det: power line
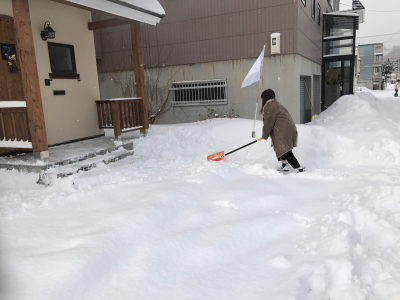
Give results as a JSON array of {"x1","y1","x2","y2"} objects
[
  {"x1": 384, "y1": 27, "x2": 400, "y2": 45},
  {"x1": 357, "y1": 33, "x2": 400, "y2": 39},
  {"x1": 340, "y1": 3, "x2": 400, "y2": 12}
]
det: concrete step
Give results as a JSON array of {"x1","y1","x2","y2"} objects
[{"x1": 38, "y1": 147, "x2": 134, "y2": 185}]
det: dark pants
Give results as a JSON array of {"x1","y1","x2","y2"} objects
[
  {"x1": 395, "y1": 89, "x2": 398, "y2": 96},
  {"x1": 278, "y1": 150, "x2": 300, "y2": 169}
]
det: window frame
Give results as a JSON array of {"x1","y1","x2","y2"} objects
[
  {"x1": 317, "y1": 4, "x2": 321, "y2": 27},
  {"x1": 47, "y1": 42, "x2": 80, "y2": 80},
  {"x1": 170, "y1": 79, "x2": 228, "y2": 106}
]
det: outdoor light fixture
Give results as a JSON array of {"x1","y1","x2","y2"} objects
[{"x1": 40, "y1": 21, "x2": 55, "y2": 41}]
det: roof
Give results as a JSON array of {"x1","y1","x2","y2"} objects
[{"x1": 65, "y1": 0, "x2": 165, "y2": 25}]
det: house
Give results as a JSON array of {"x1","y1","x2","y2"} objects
[
  {"x1": 95, "y1": 0, "x2": 344, "y2": 126},
  {"x1": 357, "y1": 43, "x2": 384, "y2": 90},
  {"x1": 0, "y1": 0, "x2": 165, "y2": 160}
]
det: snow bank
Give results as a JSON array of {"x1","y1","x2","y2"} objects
[{"x1": 308, "y1": 91, "x2": 400, "y2": 166}]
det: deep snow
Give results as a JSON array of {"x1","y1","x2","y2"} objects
[{"x1": 1, "y1": 87, "x2": 400, "y2": 299}]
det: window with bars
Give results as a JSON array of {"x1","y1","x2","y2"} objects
[
  {"x1": 317, "y1": 4, "x2": 321, "y2": 27},
  {"x1": 170, "y1": 79, "x2": 228, "y2": 106}
]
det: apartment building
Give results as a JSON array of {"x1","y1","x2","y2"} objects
[
  {"x1": 358, "y1": 43, "x2": 384, "y2": 90},
  {"x1": 94, "y1": 0, "x2": 341, "y2": 125}
]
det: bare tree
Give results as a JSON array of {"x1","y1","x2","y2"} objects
[{"x1": 107, "y1": 44, "x2": 182, "y2": 124}]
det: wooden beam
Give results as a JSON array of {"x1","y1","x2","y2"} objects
[
  {"x1": 110, "y1": 101, "x2": 122, "y2": 138},
  {"x1": 130, "y1": 21, "x2": 149, "y2": 130},
  {"x1": 12, "y1": 0, "x2": 48, "y2": 153},
  {"x1": 88, "y1": 18, "x2": 130, "y2": 31}
]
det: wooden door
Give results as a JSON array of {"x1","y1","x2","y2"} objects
[
  {"x1": 0, "y1": 15, "x2": 24, "y2": 102},
  {"x1": 0, "y1": 14, "x2": 31, "y2": 146}
]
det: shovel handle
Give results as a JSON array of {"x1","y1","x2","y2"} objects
[{"x1": 223, "y1": 138, "x2": 263, "y2": 157}]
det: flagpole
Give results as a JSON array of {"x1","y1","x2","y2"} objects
[{"x1": 252, "y1": 44, "x2": 266, "y2": 138}]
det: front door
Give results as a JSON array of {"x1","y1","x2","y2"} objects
[
  {"x1": 0, "y1": 15, "x2": 24, "y2": 102},
  {"x1": 0, "y1": 15, "x2": 31, "y2": 149},
  {"x1": 322, "y1": 55, "x2": 354, "y2": 109}
]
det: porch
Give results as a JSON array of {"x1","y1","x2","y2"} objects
[{"x1": 0, "y1": 132, "x2": 139, "y2": 184}]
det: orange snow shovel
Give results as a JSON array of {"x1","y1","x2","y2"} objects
[{"x1": 207, "y1": 138, "x2": 263, "y2": 161}]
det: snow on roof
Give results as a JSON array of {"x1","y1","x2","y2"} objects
[
  {"x1": 271, "y1": 33, "x2": 281, "y2": 37},
  {"x1": 66, "y1": 0, "x2": 165, "y2": 25},
  {"x1": 323, "y1": 12, "x2": 359, "y2": 17},
  {"x1": 120, "y1": 0, "x2": 165, "y2": 16}
]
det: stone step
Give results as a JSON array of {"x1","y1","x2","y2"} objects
[
  {"x1": 0, "y1": 141, "x2": 134, "y2": 174},
  {"x1": 38, "y1": 148, "x2": 134, "y2": 185}
]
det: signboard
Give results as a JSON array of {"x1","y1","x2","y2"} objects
[{"x1": 0, "y1": 43, "x2": 17, "y2": 61}]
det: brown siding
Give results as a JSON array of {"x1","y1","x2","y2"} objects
[{"x1": 95, "y1": 0, "x2": 328, "y2": 72}]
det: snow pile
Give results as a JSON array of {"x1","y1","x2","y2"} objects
[
  {"x1": 306, "y1": 91, "x2": 400, "y2": 166},
  {"x1": 1, "y1": 89, "x2": 400, "y2": 300}
]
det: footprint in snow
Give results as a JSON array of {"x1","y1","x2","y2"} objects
[
  {"x1": 270, "y1": 255, "x2": 292, "y2": 269},
  {"x1": 212, "y1": 200, "x2": 238, "y2": 210}
]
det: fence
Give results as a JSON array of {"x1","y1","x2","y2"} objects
[{"x1": 95, "y1": 98, "x2": 145, "y2": 137}]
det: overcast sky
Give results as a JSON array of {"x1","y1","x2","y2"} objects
[{"x1": 339, "y1": 0, "x2": 399, "y2": 52}]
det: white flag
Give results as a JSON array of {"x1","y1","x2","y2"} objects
[{"x1": 241, "y1": 47, "x2": 265, "y2": 89}]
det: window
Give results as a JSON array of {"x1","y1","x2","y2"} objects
[
  {"x1": 311, "y1": 0, "x2": 315, "y2": 19},
  {"x1": 302, "y1": 0, "x2": 306, "y2": 6},
  {"x1": 375, "y1": 54, "x2": 383, "y2": 61},
  {"x1": 47, "y1": 42, "x2": 79, "y2": 79},
  {"x1": 317, "y1": 4, "x2": 321, "y2": 27},
  {"x1": 171, "y1": 79, "x2": 227, "y2": 106},
  {"x1": 375, "y1": 67, "x2": 381, "y2": 74},
  {"x1": 272, "y1": 38, "x2": 277, "y2": 46}
]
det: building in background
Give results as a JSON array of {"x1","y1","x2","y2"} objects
[
  {"x1": 94, "y1": 0, "x2": 342, "y2": 125},
  {"x1": 357, "y1": 43, "x2": 384, "y2": 90}
]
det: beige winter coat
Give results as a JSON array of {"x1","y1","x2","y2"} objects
[{"x1": 262, "y1": 99, "x2": 298, "y2": 158}]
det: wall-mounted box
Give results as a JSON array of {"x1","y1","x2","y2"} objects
[{"x1": 271, "y1": 33, "x2": 281, "y2": 55}]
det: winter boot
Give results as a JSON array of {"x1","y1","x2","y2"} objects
[
  {"x1": 294, "y1": 166, "x2": 306, "y2": 173},
  {"x1": 278, "y1": 161, "x2": 290, "y2": 173}
]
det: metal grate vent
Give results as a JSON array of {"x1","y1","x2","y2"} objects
[{"x1": 171, "y1": 79, "x2": 228, "y2": 106}]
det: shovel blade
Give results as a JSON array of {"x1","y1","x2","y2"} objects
[{"x1": 207, "y1": 151, "x2": 224, "y2": 161}]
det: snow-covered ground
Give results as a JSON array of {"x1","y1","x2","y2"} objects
[{"x1": 1, "y1": 87, "x2": 400, "y2": 300}]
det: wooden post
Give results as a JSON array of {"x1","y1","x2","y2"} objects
[
  {"x1": 110, "y1": 101, "x2": 122, "y2": 139},
  {"x1": 12, "y1": 0, "x2": 48, "y2": 156},
  {"x1": 130, "y1": 21, "x2": 149, "y2": 131}
]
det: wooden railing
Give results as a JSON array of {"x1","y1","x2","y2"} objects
[
  {"x1": 0, "y1": 107, "x2": 32, "y2": 148},
  {"x1": 95, "y1": 98, "x2": 145, "y2": 137}
]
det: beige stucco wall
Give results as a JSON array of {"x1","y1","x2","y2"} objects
[
  {"x1": 98, "y1": 54, "x2": 322, "y2": 125},
  {"x1": 0, "y1": 0, "x2": 102, "y2": 145}
]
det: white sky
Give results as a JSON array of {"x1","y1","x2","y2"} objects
[{"x1": 340, "y1": 0, "x2": 400, "y2": 53}]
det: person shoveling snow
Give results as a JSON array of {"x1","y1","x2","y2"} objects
[
  {"x1": 395, "y1": 79, "x2": 400, "y2": 97},
  {"x1": 208, "y1": 89, "x2": 306, "y2": 174},
  {"x1": 261, "y1": 89, "x2": 306, "y2": 173}
]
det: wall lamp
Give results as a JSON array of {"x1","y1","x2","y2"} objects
[{"x1": 40, "y1": 21, "x2": 56, "y2": 41}]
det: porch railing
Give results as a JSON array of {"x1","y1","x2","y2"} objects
[
  {"x1": 0, "y1": 106, "x2": 32, "y2": 149},
  {"x1": 95, "y1": 98, "x2": 144, "y2": 138}
]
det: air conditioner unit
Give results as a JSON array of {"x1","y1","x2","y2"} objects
[{"x1": 271, "y1": 33, "x2": 281, "y2": 55}]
